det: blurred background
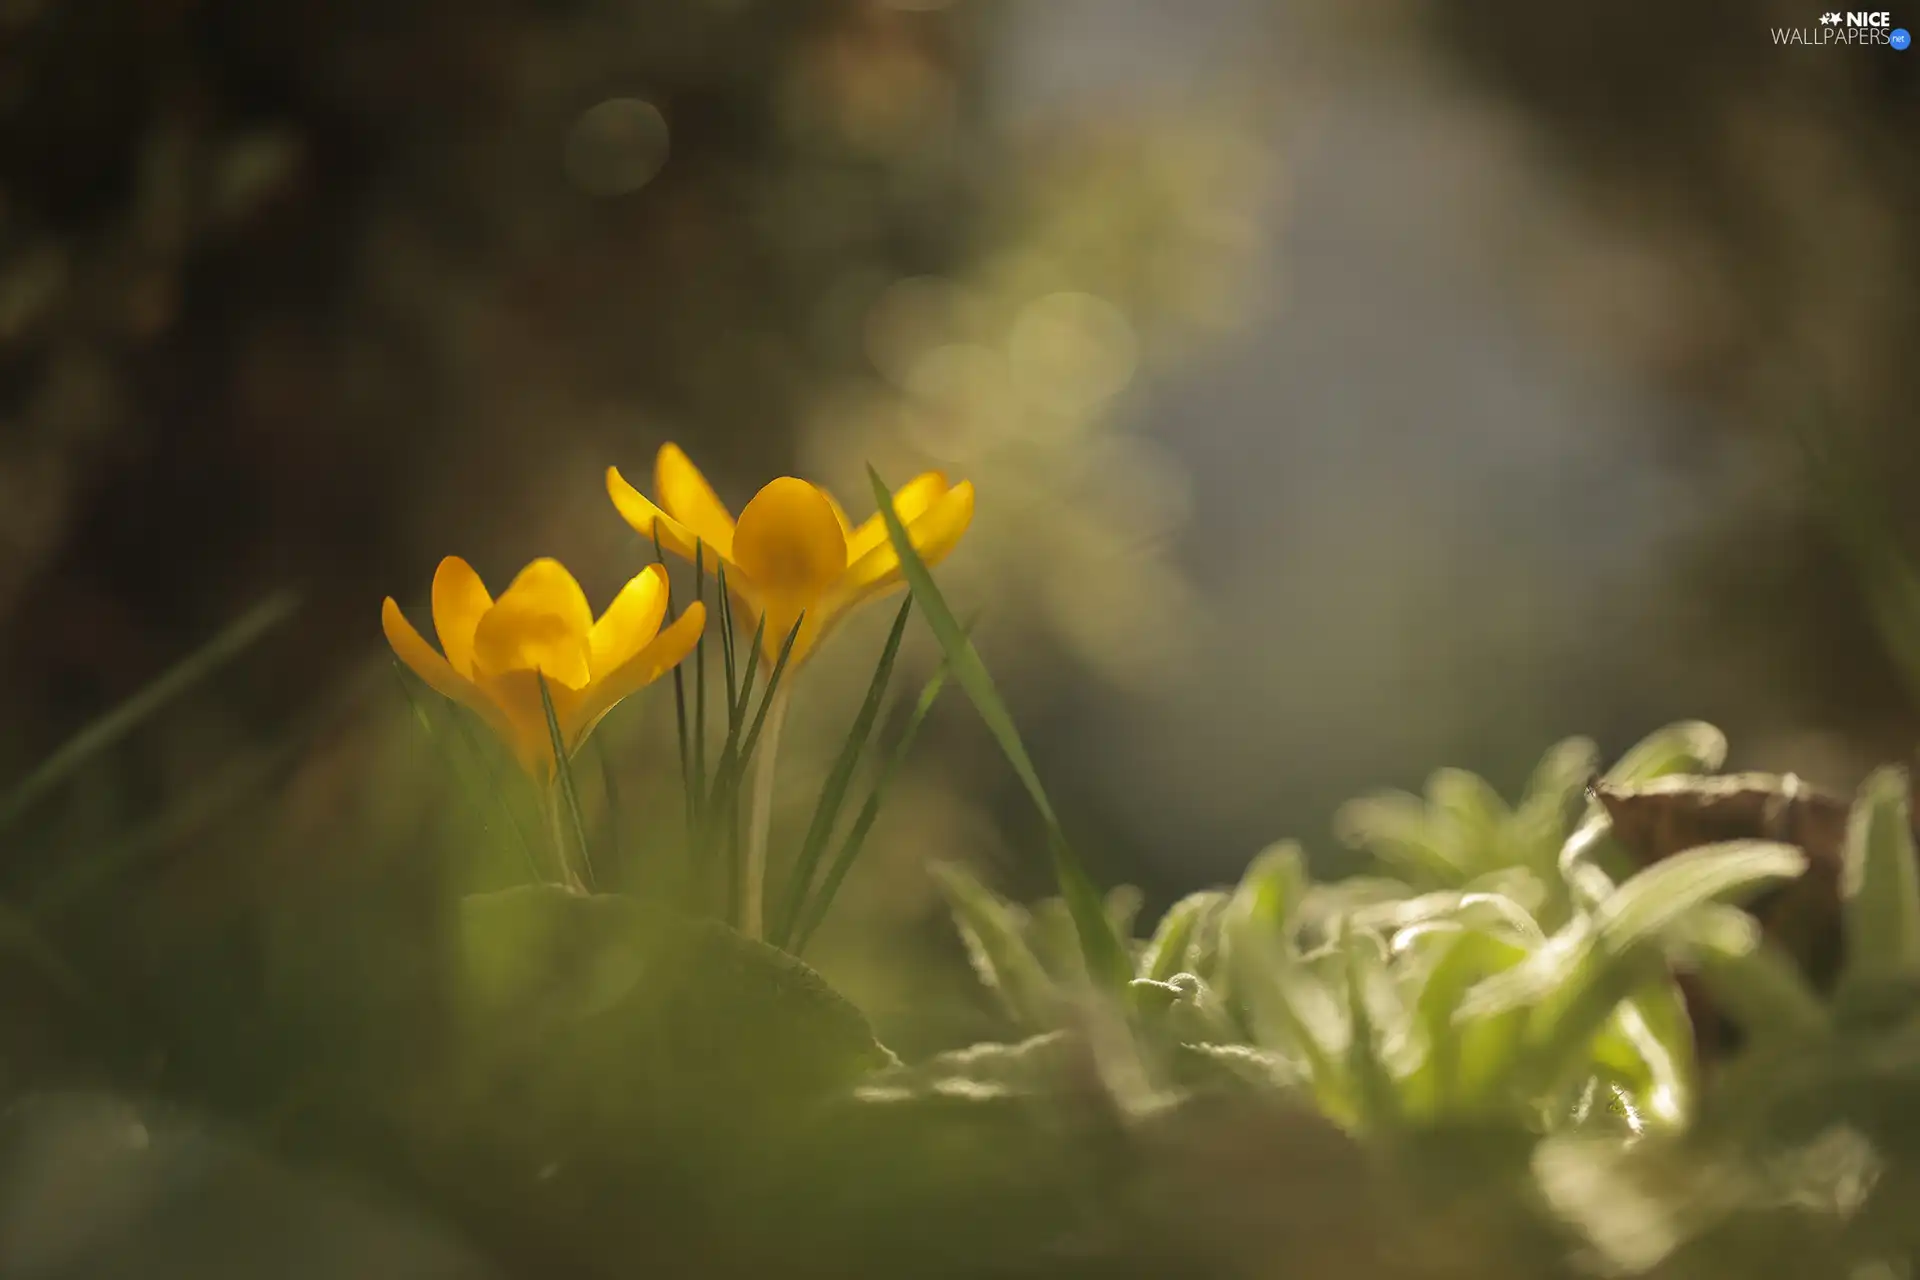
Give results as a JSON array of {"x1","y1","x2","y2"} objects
[{"x1": 2, "y1": 0, "x2": 1919, "y2": 1271}]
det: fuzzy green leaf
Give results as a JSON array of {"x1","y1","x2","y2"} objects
[
  {"x1": 1603, "y1": 721, "x2": 1728, "y2": 786},
  {"x1": 931, "y1": 862, "x2": 1058, "y2": 1029},
  {"x1": 1595, "y1": 840, "x2": 1806, "y2": 956},
  {"x1": 1840, "y1": 765, "x2": 1920, "y2": 989}
]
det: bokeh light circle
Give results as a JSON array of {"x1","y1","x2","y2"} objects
[{"x1": 565, "y1": 98, "x2": 670, "y2": 197}]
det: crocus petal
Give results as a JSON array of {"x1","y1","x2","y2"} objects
[
  {"x1": 608, "y1": 466, "x2": 711, "y2": 566},
  {"x1": 821, "y1": 490, "x2": 854, "y2": 539},
  {"x1": 475, "y1": 667, "x2": 586, "y2": 778},
  {"x1": 385, "y1": 595, "x2": 525, "y2": 749},
  {"x1": 575, "y1": 601, "x2": 707, "y2": 739},
  {"x1": 382, "y1": 597, "x2": 476, "y2": 705},
  {"x1": 843, "y1": 471, "x2": 950, "y2": 564},
  {"x1": 842, "y1": 479, "x2": 975, "y2": 598},
  {"x1": 732, "y1": 478, "x2": 849, "y2": 603},
  {"x1": 589, "y1": 564, "x2": 669, "y2": 678},
  {"x1": 431, "y1": 556, "x2": 493, "y2": 678},
  {"x1": 471, "y1": 558, "x2": 595, "y2": 690},
  {"x1": 655, "y1": 444, "x2": 737, "y2": 561}
]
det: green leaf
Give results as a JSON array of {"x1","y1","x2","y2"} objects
[
  {"x1": 869, "y1": 465, "x2": 1129, "y2": 994},
  {"x1": 1332, "y1": 791, "x2": 1463, "y2": 886},
  {"x1": 1603, "y1": 721, "x2": 1728, "y2": 787},
  {"x1": 1515, "y1": 737, "x2": 1601, "y2": 860},
  {"x1": 774, "y1": 598, "x2": 913, "y2": 947},
  {"x1": 1595, "y1": 840, "x2": 1806, "y2": 956},
  {"x1": 1140, "y1": 890, "x2": 1226, "y2": 983},
  {"x1": 1596, "y1": 981, "x2": 1695, "y2": 1129},
  {"x1": 931, "y1": 862, "x2": 1058, "y2": 1029},
  {"x1": 1353, "y1": 889, "x2": 1544, "y2": 947},
  {"x1": 1343, "y1": 930, "x2": 1406, "y2": 1128},
  {"x1": 1839, "y1": 765, "x2": 1920, "y2": 989},
  {"x1": 0, "y1": 591, "x2": 299, "y2": 835},
  {"x1": 1221, "y1": 883, "x2": 1343, "y2": 1080},
  {"x1": 1457, "y1": 918, "x2": 1596, "y2": 1024},
  {"x1": 1406, "y1": 927, "x2": 1532, "y2": 1115},
  {"x1": 1231, "y1": 841, "x2": 1310, "y2": 935},
  {"x1": 1425, "y1": 768, "x2": 1512, "y2": 879},
  {"x1": 1505, "y1": 844, "x2": 1801, "y2": 1106}
]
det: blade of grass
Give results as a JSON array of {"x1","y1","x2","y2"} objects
[
  {"x1": 728, "y1": 614, "x2": 769, "y2": 747},
  {"x1": 25, "y1": 664, "x2": 385, "y2": 917},
  {"x1": 736, "y1": 614, "x2": 803, "y2": 775},
  {"x1": 538, "y1": 673, "x2": 594, "y2": 892},
  {"x1": 773, "y1": 597, "x2": 913, "y2": 947},
  {"x1": 0, "y1": 591, "x2": 300, "y2": 835},
  {"x1": 866, "y1": 465, "x2": 1129, "y2": 993},
  {"x1": 394, "y1": 665, "x2": 542, "y2": 884},
  {"x1": 790, "y1": 660, "x2": 949, "y2": 957},
  {"x1": 717, "y1": 561, "x2": 740, "y2": 718},
  {"x1": 691, "y1": 541, "x2": 709, "y2": 833},
  {"x1": 650, "y1": 523, "x2": 695, "y2": 837}
]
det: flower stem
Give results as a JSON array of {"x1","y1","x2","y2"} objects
[{"x1": 743, "y1": 681, "x2": 791, "y2": 940}]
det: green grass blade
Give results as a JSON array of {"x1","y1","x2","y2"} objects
[
  {"x1": 691, "y1": 541, "x2": 709, "y2": 831},
  {"x1": 650, "y1": 524, "x2": 695, "y2": 837},
  {"x1": 736, "y1": 613, "x2": 803, "y2": 772},
  {"x1": 867, "y1": 464, "x2": 1129, "y2": 994},
  {"x1": 790, "y1": 660, "x2": 949, "y2": 957},
  {"x1": 1332, "y1": 791, "x2": 1462, "y2": 887},
  {"x1": 393, "y1": 665, "x2": 541, "y2": 883},
  {"x1": 1840, "y1": 765, "x2": 1920, "y2": 988},
  {"x1": 717, "y1": 561, "x2": 740, "y2": 719},
  {"x1": 730, "y1": 613, "x2": 769, "y2": 743},
  {"x1": 774, "y1": 597, "x2": 912, "y2": 947},
  {"x1": 538, "y1": 673, "x2": 594, "y2": 891},
  {"x1": 1425, "y1": 768, "x2": 1512, "y2": 879},
  {"x1": 0, "y1": 590, "x2": 299, "y2": 835}
]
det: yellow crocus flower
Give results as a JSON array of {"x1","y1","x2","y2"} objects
[
  {"x1": 605, "y1": 443, "x2": 974, "y2": 667},
  {"x1": 382, "y1": 557, "x2": 705, "y2": 778}
]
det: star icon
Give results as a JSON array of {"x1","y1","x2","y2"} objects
[{"x1": 1821, "y1": 11, "x2": 1842, "y2": 22}]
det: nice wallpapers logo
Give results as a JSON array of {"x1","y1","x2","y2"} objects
[{"x1": 1774, "y1": 10, "x2": 1912, "y2": 47}]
